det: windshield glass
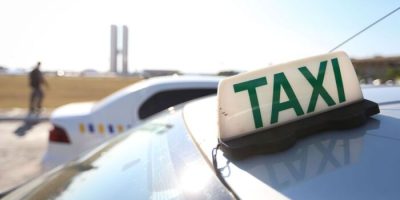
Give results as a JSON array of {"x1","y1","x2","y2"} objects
[{"x1": 5, "y1": 108, "x2": 232, "y2": 200}]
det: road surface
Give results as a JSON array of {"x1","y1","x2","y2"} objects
[{"x1": 0, "y1": 120, "x2": 50, "y2": 192}]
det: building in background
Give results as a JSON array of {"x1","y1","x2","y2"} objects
[
  {"x1": 142, "y1": 70, "x2": 181, "y2": 79},
  {"x1": 110, "y1": 25, "x2": 129, "y2": 75},
  {"x1": 352, "y1": 56, "x2": 400, "y2": 83}
]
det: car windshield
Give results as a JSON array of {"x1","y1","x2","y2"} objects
[{"x1": 5, "y1": 107, "x2": 232, "y2": 200}]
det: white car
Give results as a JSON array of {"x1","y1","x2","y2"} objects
[
  {"x1": 5, "y1": 52, "x2": 400, "y2": 200},
  {"x1": 43, "y1": 75, "x2": 221, "y2": 167}
]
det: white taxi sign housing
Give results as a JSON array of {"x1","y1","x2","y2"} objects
[{"x1": 218, "y1": 51, "x2": 363, "y2": 140}]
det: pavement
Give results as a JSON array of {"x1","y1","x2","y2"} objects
[
  {"x1": 0, "y1": 109, "x2": 52, "y2": 196},
  {"x1": 0, "y1": 108, "x2": 51, "y2": 121}
]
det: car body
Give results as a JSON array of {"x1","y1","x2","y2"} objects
[
  {"x1": 5, "y1": 85, "x2": 400, "y2": 199},
  {"x1": 43, "y1": 75, "x2": 221, "y2": 168}
]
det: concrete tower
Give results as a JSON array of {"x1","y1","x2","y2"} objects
[
  {"x1": 110, "y1": 25, "x2": 129, "y2": 75},
  {"x1": 110, "y1": 25, "x2": 118, "y2": 73},
  {"x1": 122, "y1": 25, "x2": 129, "y2": 75}
]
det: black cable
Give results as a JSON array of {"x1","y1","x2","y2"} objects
[
  {"x1": 212, "y1": 143, "x2": 240, "y2": 200},
  {"x1": 329, "y1": 5, "x2": 400, "y2": 52}
]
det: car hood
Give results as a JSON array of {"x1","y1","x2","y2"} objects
[{"x1": 51, "y1": 102, "x2": 95, "y2": 120}]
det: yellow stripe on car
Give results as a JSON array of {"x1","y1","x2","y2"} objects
[
  {"x1": 79, "y1": 123, "x2": 85, "y2": 134},
  {"x1": 98, "y1": 124, "x2": 105, "y2": 134},
  {"x1": 117, "y1": 125, "x2": 124, "y2": 133}
]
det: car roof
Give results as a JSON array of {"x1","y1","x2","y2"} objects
[
  {"x1": 184, "y1": 86, "x2": 400, "y2": 199},
  {"x1": 93, "y1": 75, "x2": 222, "y2": 111}
]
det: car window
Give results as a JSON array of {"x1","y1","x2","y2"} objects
[{"x1": 138, "y1": 89, "x2": 217, "y2": 119}]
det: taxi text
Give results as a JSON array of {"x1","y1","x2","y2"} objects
[{"x1": 233, "y1": 58, "x2": 346, "y2": 128}]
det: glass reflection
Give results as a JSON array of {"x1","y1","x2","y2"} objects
[{"x1": 223, "y1": 117, "x2": 380, "y2": 190}]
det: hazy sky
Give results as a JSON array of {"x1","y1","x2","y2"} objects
[{"x1": 0, "y1": 0, "x2": 399, "y2": 73}]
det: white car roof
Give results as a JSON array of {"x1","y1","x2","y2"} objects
[
  {"x1": 184, "y1": 86, "x2": 400, "y2": 199},
  {"x1": 93, "y1": 75, "x2": 222, "y2": 111}
]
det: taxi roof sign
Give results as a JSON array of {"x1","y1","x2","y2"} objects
[{"x1": 217, "y1": 51, "x2": 379, "y2": 158}]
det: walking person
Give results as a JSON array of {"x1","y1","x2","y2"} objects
[{"x1": 29, "y1": 62, "x2": 48, "y2": 115}]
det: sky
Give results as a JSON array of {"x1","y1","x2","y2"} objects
[{"x1": 0, "y1": 0, "x2": 399, "y2": 73}]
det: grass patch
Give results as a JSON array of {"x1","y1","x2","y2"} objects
[{"x1": 0, "y1": 75, "x2": 141, "y2": 108}]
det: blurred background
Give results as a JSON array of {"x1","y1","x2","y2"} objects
[{"x1": 1, "y1": 0, "x2": 400, "y2": 108}]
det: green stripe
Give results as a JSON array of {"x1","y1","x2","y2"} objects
[
  {"x1": 299, "y1": 61, "x2": 336, "y2": 113},
  {"x1": 271, "y1": 73, "x2": 304, "y2": 124},
  {"x1": 331, "y1": 58, "x2": 346, "y2": 103},
  {"x1": 233, "y1": 77, "x2": 268, "y2": 128}
]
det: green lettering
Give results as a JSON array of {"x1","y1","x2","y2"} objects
[
  {"x1": 234, "y1": 77, "x2": 268, "y2": 128},
  {"x1": 271, "y1": 73, "x2": 304, "y2": 124},
  {"x1": 331, "y1": 58, "x2": 346, "y2": 103},
  {"x1": 299, "y1": 61, "x2": 335, "y2": 113}
]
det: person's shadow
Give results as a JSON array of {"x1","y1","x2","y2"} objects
[{"x1": 14, "y1": 114, "x2": 41, "y2": 136}]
